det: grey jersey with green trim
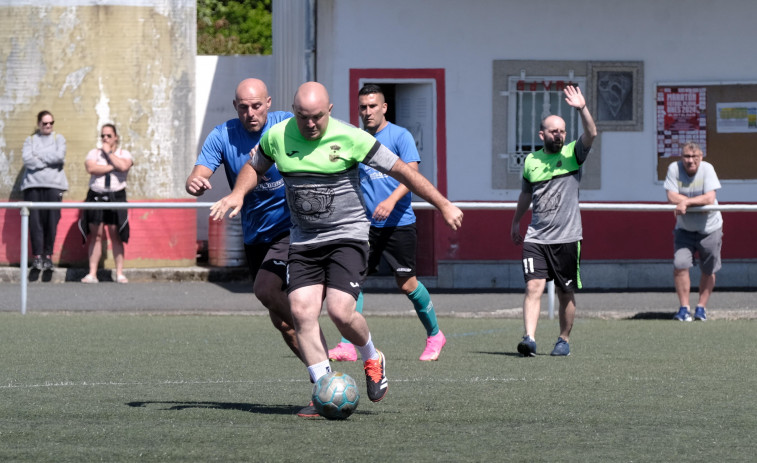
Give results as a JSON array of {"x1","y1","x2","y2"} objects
[{"x1": 522, "y1": 139, "x2": 589, "y2": 244}]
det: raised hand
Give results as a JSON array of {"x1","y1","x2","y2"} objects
[{"x1": 563, "y1": 85, "x2": 586, "y2": 109}]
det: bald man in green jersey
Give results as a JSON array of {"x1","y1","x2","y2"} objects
[{"x1": 211, "y1": 82, "x2": 463, "y2": 417}]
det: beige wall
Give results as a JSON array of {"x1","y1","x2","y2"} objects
[{"x1": 0, "y1": 3, "x2": 195, "y2": 200}]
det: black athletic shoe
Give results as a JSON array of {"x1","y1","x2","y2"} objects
[
  {"x1": 364, "y1": 350, "x2": 388, "y2": 402},
  {"x1": 517, "y1": 335, "x2": 537, "y2": 357},
  {"x1": 42, "y1": 256, "x2": 53, "y2": 270},
  {"x1": 297, "y1": 401, "x2": 319, "y2": 418}
]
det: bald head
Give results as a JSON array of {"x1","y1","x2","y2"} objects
[
  {"x1": 233, "y1": 78, "x2": 271, "y2": 133},
  {"x1": 292, "y1": 82, "x2": 333, "y2": 140},
  {"x1": 236, "y1": 78, "x2": 269, "y2": 101}
]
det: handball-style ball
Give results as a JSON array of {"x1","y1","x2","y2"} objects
[{"x1": 312, "y1": 371, "x2": 360, "y2": 420}]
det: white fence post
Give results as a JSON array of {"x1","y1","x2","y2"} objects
[{"x1": 20, "y1": 205, "x2": 29, "y2": 315}]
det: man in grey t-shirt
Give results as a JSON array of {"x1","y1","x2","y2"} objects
[{"x1": 664, "y1": 142, "x2": 723, "y2": 322}]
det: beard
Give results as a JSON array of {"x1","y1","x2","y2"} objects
[{"x1": 544, "y1": 138, "x2": 564, "y2": 153}]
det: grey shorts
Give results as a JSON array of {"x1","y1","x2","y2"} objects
[{"x1": 673, "y1": 228, "x2": 722, "y2": 274}]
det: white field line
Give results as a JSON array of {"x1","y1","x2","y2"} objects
[{"x1": 0, "y1": 376, "x2": 550, "y2": 391}]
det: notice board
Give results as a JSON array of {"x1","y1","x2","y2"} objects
[{"x1": 656, "y1": 83, "x2": 757, "y2": 180}]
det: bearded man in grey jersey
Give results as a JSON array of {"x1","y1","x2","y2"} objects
[{"x1": 510, "y1": 85, "x2": 597, "y2": 357}]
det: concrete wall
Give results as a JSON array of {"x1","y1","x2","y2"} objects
[
  {"x1": 0, "y1": 1, "x2": 198, "y2": 267},
  {"x1": 0, "y1": 0, "x2": 196, "y2": 200}
]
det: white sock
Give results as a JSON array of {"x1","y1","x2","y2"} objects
[
  {"x1": 355, "y1": 333, "x2": 379, "y2": 361},
  {"x1": 307, "y1": 360, "x2": 332, "y2": 383}
]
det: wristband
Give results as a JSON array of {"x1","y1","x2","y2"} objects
[{"x1": 576, "y1": 106, "x2": 585, "y2": 111}]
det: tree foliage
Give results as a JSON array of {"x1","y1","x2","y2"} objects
[{"x1": 197, "y1": 0, "x2": 272, "y2": 55}]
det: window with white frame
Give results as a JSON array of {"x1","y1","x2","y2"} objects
[{"x1": 505, "y1": 73, "x2": 586, "y2": 173}]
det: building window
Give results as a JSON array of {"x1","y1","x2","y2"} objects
[
  {"x1": 506, "y1": 73, "x2": 586, "y2": 173},
  {"x1": 492, "y1": 60, "x2": 600, "y2": 191}
]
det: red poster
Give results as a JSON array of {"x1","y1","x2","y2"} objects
[{"x1": 657, "y1": 87, "x2": 707, "y2": 157}]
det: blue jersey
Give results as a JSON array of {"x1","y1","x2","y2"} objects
[
  {"x1": 196, "y1": 111, "x2": 293, "y2": 244},
  {"x1": 359, "y1": 122, "x2": 420, "y2": 227}
]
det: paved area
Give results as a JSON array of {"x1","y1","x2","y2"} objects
[{"x1": 1, "y1": 278, "x2": 754, "y2": 320}]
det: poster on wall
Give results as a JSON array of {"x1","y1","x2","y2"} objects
[
  {"x1": 716, "y1": 102, "x2": 757, "y2": 133},
  {"x1": 656, "y1": 86, "x2": 707, "y2": 157}
]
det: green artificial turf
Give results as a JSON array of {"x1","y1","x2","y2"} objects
[{"x1": 0, "y1": 314, "x2": 754, "y2": 462}]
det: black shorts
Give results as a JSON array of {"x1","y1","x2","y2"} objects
[
  {"x1": 84, "y1": 188, "x2": 127, "y2": 225},
  {"x1": 286, "y1": 240, "x2": 368, "y2": 299},
  {"x1": 368, "y1": 224, "x2": 417, "y2": 277},
  {"x1": 244, "y1": 232, "x2": 290, "y2": 283},
  {"x1": 521, "y1": 241, "x2": 582, "y2": 292}
]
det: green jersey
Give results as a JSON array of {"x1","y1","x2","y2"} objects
[
  {"x1": 255, "y1": 117, "x2": 400, "y2": 246},
  {"x1": 522, "y1": 139, "x2": 589, "y2": 244}
]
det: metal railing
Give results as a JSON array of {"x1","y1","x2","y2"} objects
[{"x1": 4, "y1": 201, "x2": 756, "y2": 315}]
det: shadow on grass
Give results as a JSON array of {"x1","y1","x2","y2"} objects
[
  {"x1": 127, "y1": 400, "x2": 300, "y2": 415},
  {"x1": 126, "y1": 400, "x2": 376, "y2": 417},
  {"x1": 476, "y1": 351, "x2": 523, "y2": 357},
  {"x1": 627, "y1": 312, "x2": 675, "y2": 320}
]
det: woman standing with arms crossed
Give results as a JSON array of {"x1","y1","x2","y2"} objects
[
  {"x1": 78, "y1": 123, "x2": 133, "y2": 283},
  {"x1": 21, "y1": 110, "x2": 69, "y2": 271}
]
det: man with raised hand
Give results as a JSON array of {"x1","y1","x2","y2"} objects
[{"x1": 510, "y1": 85, "x2": 597, "y2": 357}]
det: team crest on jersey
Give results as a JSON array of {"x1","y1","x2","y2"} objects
[
  {"x1": 329, "y1": 144, "x2": 342, "y2": 162},
  {"x1": 292, "y1": 188, "x2": 335, "y2": 221}
]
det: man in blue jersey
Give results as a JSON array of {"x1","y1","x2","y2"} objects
[
  {"x1": 327, "y1": 84, "x2": 446, "y2": 362},
  {"x1": 186, "y1": 78, "x2": 324, "y2": 363},
  {"x1": 510, "y1": 85, "x2": 597, "y2": 357}
]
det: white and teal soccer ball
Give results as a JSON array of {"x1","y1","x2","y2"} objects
[{"x1": 312, "y1": 371, "x2": 360, "y2": 420}]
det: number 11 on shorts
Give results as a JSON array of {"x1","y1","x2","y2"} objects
[{"x1": 523, "y1": 258, "x2": 534, "y2": 274}]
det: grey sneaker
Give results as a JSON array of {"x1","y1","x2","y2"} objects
[
  {"x1": 31, "y1": 255, "x2": 44, "y2": 270},
  {"x1": 517, "y1": 335, "x2": 536, "y2": 357},
  {"x1": 550, "y1": 337, "x2": 570, "y2": 356}
]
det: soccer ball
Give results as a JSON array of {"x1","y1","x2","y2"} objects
[{"x1": 312, "y1": 371, "x2": 360, "y2": 420}]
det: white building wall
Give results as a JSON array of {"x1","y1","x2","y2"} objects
[{"x1": 316, "y1": 0, "x2": 757, "y2": 203}]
